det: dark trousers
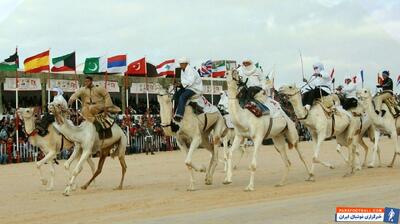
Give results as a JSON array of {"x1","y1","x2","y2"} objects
[
  {"x1": 302, "y1": 87, "x2": 329, "y2": 106},
  {"x1": 174, "y1": 88, "x2": 196, "y2": 117}
]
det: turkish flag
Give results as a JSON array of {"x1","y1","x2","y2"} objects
[{"x1": 126, "y1": 57, "x2": 147, "y2": 75}]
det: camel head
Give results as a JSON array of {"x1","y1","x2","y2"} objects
[
  {"x1": 156, "y1": 87, "x2": 174, "y2": 135},
  {"x1": 48, "y1": 101, "x2": 68, "y2": 125},
  {"x1": 279, "y1": 84, "x2": 299, "y2": 97},
  {"x1": 17, "y1": 107, "x2": 39, "y2": 122},
  {"x1": 356, "y1": 88, "x2": 372, "y2": 101},
  {"x1": 225, "y1": 70, "x2": 241, "y2": 97}
]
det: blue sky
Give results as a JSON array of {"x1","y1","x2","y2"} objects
[{"x1": 0, "y1": 0, "x2": 399, "y2": 90}]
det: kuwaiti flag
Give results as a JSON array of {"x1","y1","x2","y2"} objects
[
  {"x1": 24, "y1": 50, "x2": 50, "y2": 73},
  {"x1": 83, "y1": 56, "x2": 107, "y2": 74},
  {"x1": 107, "y1": 54, "x2": 127, "y2": 73},
  {"x1": 157, "y1": 59, "x2": 176, "y2": 77},
  {"x1": 51, "y1": 52, "x2": 76, "y2": 72},
  {"x1": 212, "y1": 60, "x2": 226, "y2": 78},
  {"x1": 126, "y1": 57, "x2": 146, "y2": 75}
]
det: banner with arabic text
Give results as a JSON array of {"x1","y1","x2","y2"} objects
[{"x1": 4, "y1": 78, "x2": 42, "y2": 91}]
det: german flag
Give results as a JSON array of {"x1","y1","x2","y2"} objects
[{"x1": 24, "y1": 50, "x2": 50, "y2": 73}]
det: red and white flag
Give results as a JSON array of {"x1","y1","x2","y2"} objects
[
  {"x1": 156, "y1": 59, "x2": 175, "y2": 77},
  {"x1": 126, "y1": 57, "x2": 146, "y2": 75}
]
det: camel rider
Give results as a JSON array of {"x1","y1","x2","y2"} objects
[
  {"x1": 237, "y1": 59, "x2": 269, "y2": 114},
  {"x1": 68, "y1": 76, "x2": 121, "y2": 121},
  {"x1": 36, "y1": 87, "x2": 64, "y2": 136},
  {"x1": 377, "y1": 70, "x2": 393, "y2": 91},
  {"x1": 302, "y1": 62, "x2": 331, "y2": 110},
  {"x1": 341, "y1": 76, "x2": 358, "y2": 110},
  {"x1": 173, "y1": 57, "x2": 203, "y2": 122},
  {"x1": 376, "y1": 70, "x2": 400, "y2": 116},
  {"x1": 217, "y1": 90, "x2": 229, "y2": 115}
]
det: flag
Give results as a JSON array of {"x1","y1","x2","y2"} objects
[
  {"x1": 352, "y1": 75, "x2": 357, "y2": 83},
  {"x1": 199, "y1": 60, "x2": 212, "y2": 77},
  {"x1": 0, "y1": 50, "x2": 19, "y2": 71},
  {"x1": 51, "y1": 52, "x2": 75, "y2": 72},
  {"x1": 107, "y1": 55, "x2": 127, "y2": 73},
  {"x1": 212, "y1": 60, "x2": 226, "y2": 78},
  {"x1": 377, "y1": 73, "x2": 384, "y2": 85},
  {"x1": 360, "y1": 70, "x2": 364, "y2": 84},
  {"x1": 83, "y1": 56, "x2": 107, "y2": 74},
  {"x1": 126, "y1": 57, "x2": 146, "y2": 75},
  {"x1": 24, "y1": 50, "x2": 49, "y2": 73},
  {"x1": 397, "y1": 75, "x2": 400, "y2": 87},
  {"x1": 156, "y1": 59, "x2": 175, "y2": 77}
]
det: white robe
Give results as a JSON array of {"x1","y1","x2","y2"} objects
[
  {"x1": 181, "y1": 65, "x2": 203, "y2": 94},
  {"x1": 305, "y1": 63, "x2": 332, "y2": 94},
  {"x1": 217, "y1": 92, "x2": 229, "y2": 111},
  {"x1": 51, "y1": 94, "x2": 68, "y2": 109},
  {"x1": 343, "y1": 82, "x2": 357, "y2": 99},
  {"x1": 238, "y1": 65, "x2": 264, "y2": 88}
]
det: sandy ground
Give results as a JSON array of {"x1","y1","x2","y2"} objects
[{"x1": 1, "y1": 138, "x2": 400, "y2": 224}]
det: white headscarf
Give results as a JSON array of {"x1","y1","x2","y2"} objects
[{"x1": 51, "y1": 87, "x2": 63, "y2": 96}]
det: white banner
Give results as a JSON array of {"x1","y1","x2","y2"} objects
[
  {"x1": 130, "y1": 83, "x2": 159, "y2": 94},
  {"x1": 93, "y1": 81, "x2": 120, "y2": 92},
  {"x1": 4, "y1": 78, "x2": 42, "y2": 91},
  {"x1": 46, "y1": 79, "x2": 79, "y2": 92}
]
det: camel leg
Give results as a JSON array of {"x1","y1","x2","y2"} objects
[
  {"x1": 81, "y1": 153, "x2": 106, "y2": 190},
  {"x1": 204, "y1": 140, "x2": 218, "y2": 185},
  {"x1": 64, "y1": 144, "x2": 81, "y2": 170},
  {"x1": 272, "y1": 135, "x2": 291, "y2": 187},
  {"x1": 344, "y1": 143, "x2": 357, "y2": 177},
  {"x1": 234, "y1": 141, "x2": 247, "y2": 170},
  {"x1": 358, "y1": 137, "x2": 369, "y2": 168},
  {"x1": 222, "y1": 137, "x2": 229, "y2": 172},
  {"x1": 63, "y1": 147, "x2": 92, "y2": 196},
  {"x1": 294, "y1": 143, "x2": 312, "y2": 180},
  {"x1": 86, "y1": 156, "x2": 96, "y2": 185},
  {"x1": 309, "y1": 133, "x2": 333, "y2": 182},
  {"x1": 368, "y1": 130, "x2": 380, "y2": 168},
  {"x1": 388, "y1": 131, "x2": 400, "y2": 168},
  {"x1": 244, "y1": 135, "x2": 262, "y2": 192},
  {"x1": 224, "y1": 135, "x2": 243, "y2": 185},
  {"x1": 47, "y1": 161, "x2": 56, "y2": 191},
  {"x1": 115, "y1": 155, "x2": 127, "y2": 190},
  {"x1": 336, "y1": 144, "x2": 349, "y2": 164},
  {"x1": 36, "y1": 151, "x2": 56, "y2": 186}
]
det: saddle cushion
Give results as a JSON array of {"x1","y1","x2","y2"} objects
[
  {"x1": 188, "y1": 95, "x2": 219, "y2": 114},
  {"x1": 94, "y1": 113, "x2": 115, "y2": 139}
]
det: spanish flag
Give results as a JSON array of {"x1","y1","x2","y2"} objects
[{"x1": 24, "y1": 50, "x2": 50, "y2": 73}]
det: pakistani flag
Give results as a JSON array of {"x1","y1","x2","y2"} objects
[
  {"x1": 0, "y1": 51, "x2": 19, "y2": 71},
  {"x1": 51, "y1": 52, "x2": 76, "y2": 72},
  {"x1": 83, "y1": 56, "x2": 107, "y2": 74}
]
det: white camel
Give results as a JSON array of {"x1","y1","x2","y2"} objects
[
  {"x1": 48, "y1": 102, "x2": 128, "y2": 196},
  {"x1": 17, "y1": 107, "x2": 96, "y2": 191},
  {"x1": 157, "y1": 88, "x2": 227, "y2": 191},
  {"x1": 357, "y1": 88, "x2": 400, "y2": 167},
  {"x1": 279, "y1": 84, "x2": 361, "y2": 180},
  {"x1": 224, "y1": 70, "x2": 311, "y2": 191}
]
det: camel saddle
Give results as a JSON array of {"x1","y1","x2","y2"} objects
[
  {"x1": 93, "y1": 113, "x2": 115, "y2": 139},
  {"x1": 314, "y1": 95, "x2": 336, "y2": 116},
  {"x1": 236, "y1": 86, "x2": 269, "y2": 117},
  {"x1": 186, "y1": 95, "x2": 219, "y2": 115},
  {"x1": 383, "y1": 97, "x2": 400, "y2": 118},
  {"x1": 35, "y1": 113, "x2": 55, "y2": 137}
]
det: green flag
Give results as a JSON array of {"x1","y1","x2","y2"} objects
[
  {"x1": 0, "y1": 51, "x2": 19, "y2": 71},
  {"x1": 83, "y1": 57, "x2": 106, "y2": 74}
]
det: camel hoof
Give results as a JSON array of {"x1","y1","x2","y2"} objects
[
  {"x1": 205, "y1": 179, "x2": 213, "y2": 185},
  {"x1": 329, "y1": 165, "x2": 335, "y2": 169},
  {"x1": 113, "y1": 186, "x2": 123, "y2": 190},
  {"x1": 355, "y1": 166, "x2": 362, "y2": 171},
  {"x1": 343, "y1": 173, "x2": 353, "y2": 178},
  {"x1": 62, "y1": 190, "x2": 70, "y2": 197},
  {"x1": 275, "y1": 183, "x2": 284, "y2": 187},
  {"x1": 187, "y1": 187, "x2": 196, "y2": 191},
  {"x1": 233, "y1": 165, "x2": 238, "y2": 170},
  {"x1": 46, "y1": 187, "x2": 54, "y2": 191},
  {"x1": 244, "y1": 186, "x2": 254, "y2": 192},
  {"x1": 367, "y1": 164, "x2": 375, "y2": 168},
  {"x1": 387, "y1": 165, "x2": 394, "y2": 168},
  {"x1": 81, "y1": 185, "x2": 88, "y2": 190},
  {"x1": 199, "y1": 165, "x2": 207, "y2": 173},
  {"x1": 41, "y1": 179, "x2": 48, "y2": 186},
  {"x1": 223, "y1": 180, "x2": 232, "y2": 185},
  {"x1": 306, "y1": 175, "x2": 315, "y2": 182}
]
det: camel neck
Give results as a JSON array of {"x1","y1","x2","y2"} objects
[{"x1": 288, "y1": 93, "x2": 308, "y2": 122}]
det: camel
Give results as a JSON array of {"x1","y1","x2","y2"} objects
[
  {"x1": 223, "y1": 70, "x2": 311, "y2": 191},
  {"x1": 279, "y1": 84, "x2": 361, "y2": 180},
  {"x1": 48, "y1": 102, "x2": 127, "y2": 196},
  {"x1": 17, "y1": 107, "x2": 96, "y2": 191},
  {"x1": 356, "y1": 88, "x2": 400, "y2": 167},
  {"x1": 157, "y1": 88, "x2": 227, "y2": 191}
]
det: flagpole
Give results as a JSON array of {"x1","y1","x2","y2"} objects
[
  {"x1": 15, "y1": 47, "x2": 19, "y2": 154},
  {"x1": 211, "y1": 73, "x2": 214, "y2": 105},
  {"x1": 47, "y1": 48, "x2": 51, "y2": 105},
  {"x1": 124, "y1": 70, "x2": 130, "y2": 146},
  {"x1": 299, "y1": 50, "x2": 305, "y2": 81}
]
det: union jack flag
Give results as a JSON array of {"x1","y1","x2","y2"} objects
[{"x1": 199, "y1": 60, "x2": 212, "y2": 77}]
